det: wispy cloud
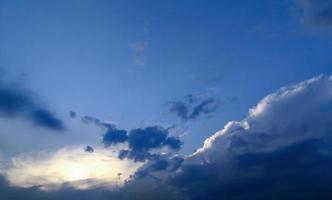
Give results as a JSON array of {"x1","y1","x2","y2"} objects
[
  {"x1": 131, "y1": 40, "x2": 148, "y2": 66},
  {"x1": 0, "y1": 81, "x2": 65, "y2": 131},
  {"x1": 168, "y1": 95, "x2": 218, "y2": 121}
]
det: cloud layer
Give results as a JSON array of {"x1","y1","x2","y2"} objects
[{"x1": 2, "y1": 75, "x2": 332, "y2": 199}]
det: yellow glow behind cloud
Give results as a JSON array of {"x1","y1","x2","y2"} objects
[{"x1": 1, "y1": 146, "x2": 143, "y2": 190}]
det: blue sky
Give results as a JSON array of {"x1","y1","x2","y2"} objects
[
  {"x1": 1, "y1": 0, "x2": 331, "y2": 154},
  {"x1": 1, "y1": 0, "x2": 332, "y2": 199}
]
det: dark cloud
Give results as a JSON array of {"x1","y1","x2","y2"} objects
[
  {"x1": 141, "y1": 156, "x2": 184, "y2": 174},
  {"x1": 145, "y1": 158, "x2": 170, "y2": 172},
  {"x1": 31, "y1": 109, "x2": 65, "y2": 131},
  {"x1": 103, "y1": 127, "x2": 128, "y2": 147},
  {"x1": 3, "y1": 76, "x2": 332, "y2": 200},
  {"x1": 161, "y1": 75, "x2": 332, "y2": 199},
  {"x1": 69, "y1": 111, "x2": 113, "y2": 129},
  {"x1": 0, "y1": 84, "x2": 65, "y2": 131},
  {"x1": 190, "y1": 98, "x2": 217, "y2": 119},
  {"x1": 169, "y1": 95, "x2": 218, "y2": 121},
  {"x1": 69, "y1": 111, "x2": 76, "y2": 118},
  {"x1": 84, "y1": 145, "x2": 94, "y2": 153},
  {"x1": 166, "y1": 139, "x2": 332, "y2": 200},
  {"x1": 128, "y1": 127, "x2": 168, "y2": 151},
  {"x1": 103, "y1": 126, "x2": 182, "y2": 162},
  {"x1": 115, "y1": 75, "x2": 332, "y2": 199},
  {"x1": 163, "y1": 137, "x2": 182, "y2": 151},
  {"x1": 82, "y1": 116, "x2": 102, "y2": 126}
]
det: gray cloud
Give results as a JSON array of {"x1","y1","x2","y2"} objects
[
  {"x1": 168, "y1": 95, "x2": 218, "y2": 121},
  {"x1": 68, "y1": 111, "x2": 113, "y2": 129},
  {"x1": 0, "y1": 83, "x2": 65, "y2": 131},
  {"x1": 84, "y1": 145, "x2": 94, "y2": 153},
  {"x1": 3, "y1": 75, "x2": 332, "y2": 199},
  {"x1": 127, "y1": 74, "x2": 332, "y2": 199},
  {"x1": 103, "y1": 125, "x2": 182, "y2": 162}
]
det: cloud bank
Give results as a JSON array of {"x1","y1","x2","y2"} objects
[
  {"x1": 125, "y1": 74, "x2": 332, "y2": 199},
  {"x1": 2, "y1": 75, "x2": 332, "y2": 199}
]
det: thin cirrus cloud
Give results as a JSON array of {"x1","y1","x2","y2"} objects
[
  {"x1": 0, "y1": 83, "x2": 65, "y2": 131},
  {"x1": 131, "y1": 40, "x2": 148, "y2": 66}
]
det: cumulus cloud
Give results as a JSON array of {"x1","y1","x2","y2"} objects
[
  {"x1": 2, "y1": 75, "x2": 332, "y2": 199},
  {"x1": 111, "y1": 74, "x2": 332, "y2": 199},
  {"x1": 103, "y1": 126, "x2": 182, "y2": 162},
  {"x1": 168, "y1": 95, "x2": 218, "y2": 121},
  {"x1": 157, "y1": 74, "x2": 332, "y2": 199},
  {"x1": 0, "y1": 83, "x2": 65, "y2": 131},
  {"x1": 0, "y1": 146, "x2": 143, "y2": 191},
  {"x1": 192, "y1": 75, "x2": 332, "y2": 161}
]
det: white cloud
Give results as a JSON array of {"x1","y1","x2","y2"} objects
[
  {"x1": 1, "y1": 146, "x2": 143, "y2": 191},
  {"x1": 188, "y1": 74, "x2": 332, "y2": 163}
]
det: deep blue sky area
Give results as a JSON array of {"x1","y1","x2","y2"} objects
[{"x1": 1, "y1": 0, "x2": 332, "y2": 154}]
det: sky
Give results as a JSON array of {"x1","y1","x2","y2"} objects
[{"x1": 0, "y1": 0, "x2": 332, "y2": 199}]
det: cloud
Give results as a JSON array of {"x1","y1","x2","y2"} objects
[
  {"x1": 295, "y1": 0, "x2": 332, "y2": 28},
  {"x1": 131, "y1": 40, "x2": 148, "y2": 66},
  {"x1": 2, "y1": 75, "x2": 332, "y2": 199},
  {"x1": 112, "y1": 74, "x2": 332, "y2": 199},
  {"x1": 0, "y1": 146, "x2": 143, "y2": 191},
  {"x1": 192, "y1": 75, "x2": 332, "y2": 160},
  {"x1": 103, "y1": 126, "x2": 182, "y2": 162},
  {"x1": 103, "y1": 126, "x2": 128, "y2": 147},
  {"x1": 69, "y1": 111, "x2": 77, "y2": 118},
  {"x1": 31, "y1": 109, "x2": 64, "y2": 131},
  {"x1": 0, "y1": 83, "x2": 65, "y2": 131},
  {"x1": 159, "y1": 74, "x2": 332, "y2": 199},
  {"x1": 69, "y1": 111, "x2": 114, "y2": 130},
  {"x1": 84, "y1": 146, "x2": 94, "y2": 153},
  {"x1": 168, "y1": 95, "x2": 218, "y2": 121}
]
